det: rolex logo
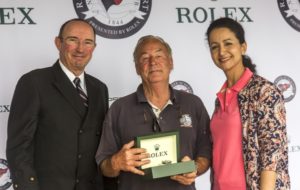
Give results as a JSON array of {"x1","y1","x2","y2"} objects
[{"x1": 154, "y1": 144, "x2": 160, "y2": 151}]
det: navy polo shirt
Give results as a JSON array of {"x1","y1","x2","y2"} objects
[{"x1": 96, "y1": 84, "x2": 211, "y2": 190}]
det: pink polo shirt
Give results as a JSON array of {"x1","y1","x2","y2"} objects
[{"x1": 210, "y1": 68, "x2": 253, "y2": 190}]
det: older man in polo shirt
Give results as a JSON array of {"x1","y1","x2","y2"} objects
[{"x1": 95, "y1": 35, "x2": 211, "y2": 190}]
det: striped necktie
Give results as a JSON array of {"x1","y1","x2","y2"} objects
[{"x1": 73, "y1": 77, "x2": 88, "y2": 107}]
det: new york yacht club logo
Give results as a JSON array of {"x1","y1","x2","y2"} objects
[
  {"x1": 278, "y1": 0, "x2": 300, "y2": 32},
  {"x1": 274, "y1": 75, "x2": 296, "y2": 102},
  {"x1": 0, "y1": 159, "x2": 12, "y2": 190},
  {"x1": 73, "y1": 0, "x2": 152, "y2": 39},
  {"x1": 171, "y1": 80, "x2": 194, "y2": 94}
]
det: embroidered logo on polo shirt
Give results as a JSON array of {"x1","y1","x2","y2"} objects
[{"x1": 179, "y1": 114, "x2": 192, "y2": 128}]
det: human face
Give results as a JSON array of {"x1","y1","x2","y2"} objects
[
  {"x1": 208, "y1": 27, "x2": 246, "y2": 74},
  {"x1": 55, "y1": 21, "x2": 96, "y2": 76},
  {"x1": 135, "y1": 39, "x2": 173, "y2": 85}
]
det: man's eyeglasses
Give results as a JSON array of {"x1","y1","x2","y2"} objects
[{"x1": 60, "y1": 36, "x2": 96, "y2": 48}]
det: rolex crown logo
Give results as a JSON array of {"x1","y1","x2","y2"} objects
[{"x1": 154, "y1": 144, "x2": 160, "y2": 151}]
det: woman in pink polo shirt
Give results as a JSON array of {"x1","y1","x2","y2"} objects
[{"x1": 205, "y1": 17, "x2": 290, "y2": 190}]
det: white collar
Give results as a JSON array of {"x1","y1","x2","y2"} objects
[{"x1": 58, "y1": 60, "x2": 87, "y2": 92}]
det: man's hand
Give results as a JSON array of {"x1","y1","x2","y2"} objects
[
  {"x1": 110, "y1": 140, "x2": 150, "y2": 176},
  {"x1": 170, "y1": 156, "x2": 197, "y2": 185}
]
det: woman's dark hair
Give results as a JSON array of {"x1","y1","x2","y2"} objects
[{"x1": 206, "y1": 17, "x2": 257, "y2": 74}]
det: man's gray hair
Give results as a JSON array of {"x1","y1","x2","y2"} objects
[{"x1": 133, "y1": 35, "x2": 172, "y2": 64}]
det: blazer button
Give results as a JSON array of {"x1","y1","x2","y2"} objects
[
  {"x1": 79, "y1": 129, "x2": 83, "y2": 134},
  {"x1": 78, "y1": 154, "x2": 82, "y2": 159},
  {"x1": 76, "y1": 179, "x2": 80, "y2": 183}
]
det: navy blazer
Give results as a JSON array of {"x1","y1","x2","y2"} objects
[{"x1": 6, "y1": 61, "x2": 109, "y2": 190}]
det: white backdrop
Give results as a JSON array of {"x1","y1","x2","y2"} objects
[{"x1": 0, "y1": 0, "x2": 299, "y2": 189}]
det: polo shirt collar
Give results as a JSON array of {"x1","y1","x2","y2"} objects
[
  {"x1": 136, "y1": 84, "x2": 177, "y2": 103},
  {"x1": 232, "y1": 68, "x2": 253, "y2": 92},
  {"x1": 220, "y1": 68, "x2": 253, "y2": 93}
]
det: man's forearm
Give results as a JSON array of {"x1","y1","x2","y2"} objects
[
  {"x1": 100, "y1": 156, "x2": 120, "y2": 177},
  {"x1": 195, "y1": 157, "x2": 210, "y2": 176}
]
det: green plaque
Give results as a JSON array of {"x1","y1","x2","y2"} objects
[{"x1": 135, "y1": 131, "x2": 196, "y2": 179}]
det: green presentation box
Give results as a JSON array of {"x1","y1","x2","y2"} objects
[
  {"x1": 135, "y1": 131, "x2": 196, "y2": 179},
  {"x1": 143, "y1": 160, "x2": 196, "y2": 179}
]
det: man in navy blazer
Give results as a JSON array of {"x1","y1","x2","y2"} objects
[{"x1": 6, "y1": 18, "x2": 114, "y2": 190}]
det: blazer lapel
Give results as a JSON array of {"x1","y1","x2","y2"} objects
[
  {"x1": 86, "y1": 78, "x2": 96, "y2": 115},
  {"x1": 81, "y1": 75, "x2": 107, "y2": 130},
  {"x1": 51, "y1": 61, "x2": 87, "y2": 118},
  {"x1": 81, "y1": 76, "x2": 98, "y2": 126}
]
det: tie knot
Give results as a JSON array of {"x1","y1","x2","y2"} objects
[{"x1": 73, "y1": 77, "x2": 80, "y2": 86}]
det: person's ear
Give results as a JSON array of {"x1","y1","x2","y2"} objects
[
  {"x1": 169, "y1": 56, "x2": 174, "y2": 70},
  {"x1": 241, "y1": 42, "x2": 247, "y2": 55},
  {"x1": 54, "y1": 37, "x2": 62, "y2": 51},
  {"x1": 135, "y1": 63, "x2": 141, "y2": 75}
]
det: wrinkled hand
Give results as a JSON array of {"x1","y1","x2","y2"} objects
[
  {"x1": 170, "y1": 156, "x2": 197, "y2": 185},
  {"x1": 111, "y1": 140, "x2": 150, "y2": 175}
]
